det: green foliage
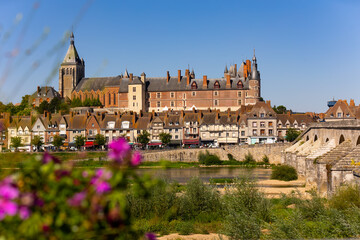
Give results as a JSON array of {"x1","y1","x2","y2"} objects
[
  {"x1": 286, "y1": 127, "x2": 301, "y2": 142},
  {"x1": 36, "y1": 101, "x2": 50, "y2": 114},
  {"x1": 198, "y1": 151, "x2": 222, "y2": 165},
  {"x1": 74, "y1": 135, "x2": 86, "y2": 149},
  {"x1": 262, "y1": 155, "x2": 270, "y2": 164},
  {"x1": 137, "y1": 130, "x2": 150, "y2": 147},
  {"x1": 10, "y1": 136, "x2": 22, "y2": 151},
  {"x1": 271, "y1": 165, "x2": 298, "y2": 181},
  {"x1": 244, "y1": 152, "x2": 256, "y2": 164},
  {"x1": 222, "y1": 177, "x2": 271, "y2": 239},
  {"x1": 70, "y1": 97, "x2": 83, "y2": 108},
  {"x1": 273, "y1": 105, "x2": 288, "y2": 114},
  {"x1": 0, "y1": 95, "x2": 33, "y2": 115},
  {"x1": 178, "y1": 178, "x2": 222, "y2": 221},
  {"x1": 71, "y1": 97, "x2": 102, "y2": 108},
  {"x1": 159, "y1": 132, "x2": 172, "y2": 146},
  {"x1": 227, "y1": 153, "x2": 236, "y2": 161},
  {"x1": 329, "y1": 184, "x2": 360, "y2": 210},
  {"x1": 94, "y1": 134, "x2": 106, "y2": 147},
  {"x1": 31, "y1": 135, "x2": 43, "y2": 152},
  {"x1": 52, "y1": 135, "x2": 64, "y2": 149}
]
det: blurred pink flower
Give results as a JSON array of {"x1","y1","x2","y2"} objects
[
  {"x1": 94, "y1": 181, "x2": 111, "y2": 194},
  {"x1": 95, "y1": 169, "x2": 112, "y2": 180},
  {"x1": 82, "y1": 170, "x2": 89, "y2": 178},
  {"x1": 67, "y1": 191, "x2": 86, "y2": 207},
  {"x1": 145, "y1": 232, "x2": 157, "y2": 240},
  {"x1": 42, "y1": 152, "x2": 61, "y2": 164},
  {"x1": 0, "y1": 199, "x2": 18, "y2": 220},
  {"x1": 108, "y1": 138, "x2": 130, "y2": 162},
  {"x1": 131, "y1": 151, "x2": 142, "y2": 166},
  {"x1": 0, "y1": 183, "x2": 19, "y2": 200},
  {"x1": 19, "y1": 206, "x2": 30, "y2": 219}
]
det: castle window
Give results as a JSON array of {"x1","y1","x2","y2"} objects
[
  {"x1": 214, "y1": 99, "x2": 218, "y2": 106},
  {"x1": 171, "y1": 101, "x2": 175, "y2": 107},
  {"x1": 214, "y1": 81, "x2": 220, "y2": 89},
  {"x1": 66, "y1": 68, "x2": 69, "y2": 74},
  {"x1": 171, "y1": 92, "x2": 175, "y2": 98},
  {"x1": 237, "y1": 81, "x2": 243, "y2": 89},
  {"x1": 133, "y1": 95, "x2": 136, "y2": 100},
  {"x1": 192, "y1": 91, "x2": 196, "y2": 97},
  {"x1": 238, "y1": 91, "x2": 241, "y2": 97},
  {"x1": 238, "y1": 100, "x2": 241, "y2": 105},
  {"x1": 133, "y1": 87, "x2": 136, "y2": 92},
  {"x1": 191, "y1": 82, "x2": 197, "y2": 90},
  {"x1": 70, "y1": 68, "x2": 72, "y2": 74},
  {"x1": 157, "y1": 92, "x2": 161, "y2": 98},
  {"x1": 113, "y1": 93, "x2": 116, "y2": 105},
  {"x1": 214, "y1": 91, "x2": 218, "y2": 96},
  {"x1": 157, "y1": 101, "x2": 161, "y2": 107},
  {"x1": 108, "y1": 93, "x2": 111, "y2": 105}
]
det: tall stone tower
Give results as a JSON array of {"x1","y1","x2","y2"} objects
[
  {"x1": 248, "y1": 50, "x2": 261, "y2": 104},
  {"x1": 59, "y1": 32, "x2": 85, "y2": 100}
]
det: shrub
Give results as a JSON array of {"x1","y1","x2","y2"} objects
[
  {"x1": 243, "y1": 152, "x2": 256, "y2": 164},
  {"x1": 198, "y1": 151, "x2": 222, "y2": 165},
  {"x1": 271, "y1": 165, "x2": 298, "y2": 181},
  {"x1": 262, "y1": 155, "x2": 269, "y2": 164},
  {"x1": 329, "y1": 184, "x2": 360, "y2": 210},
  {"x1": 178, "y1": 178, "x2": 222, "y2": 220},
  {"x1": 175, "y1": 221, "x2": 194, "y2": 235}
]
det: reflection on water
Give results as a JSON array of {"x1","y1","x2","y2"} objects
[{"x1": 136, "y1": 168, "x2": 272, "y2": 183}]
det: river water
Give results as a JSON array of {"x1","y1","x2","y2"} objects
[{"x1": 136, "y1": 168, "x2": 272, "y2": 184}]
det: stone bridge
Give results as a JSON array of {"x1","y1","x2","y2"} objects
[{"x1": 283, "y1": 120, "x2": 360, "y2": 197}]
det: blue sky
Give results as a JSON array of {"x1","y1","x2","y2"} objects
[{"x1": 0, "y1": 0, "x2": 359, "y2": 113}]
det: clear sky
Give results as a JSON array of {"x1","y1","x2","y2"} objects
[{"x1": 0, "y1": 0, "x2": 359, "y2": 113}]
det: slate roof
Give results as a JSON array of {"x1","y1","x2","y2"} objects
[
  {"x1": 164, "y1": 114, "x2": 183, "y2": 128},
  {"x1": 277, "y1": 114, "x2": 315, "y2": 126},
  {"x1": 135, "y1": 116, "x2": 151, "y2": 130},
  {"x1": 10, "y1": 117, "x2": 32, "y2": 129},
  {"x1": 31, "y1": 87, "x2": 60, "y2": 99},
  {"x1": 68, "y1": 114, "x2": 87, "y2": 130},
  {"x1": 74, "y1": 76, "x2": 122, "y2": 92}
]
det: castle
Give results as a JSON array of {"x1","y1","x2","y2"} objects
[{"x1": 59, "y1": 33, "x2": 261, "y2": 112}]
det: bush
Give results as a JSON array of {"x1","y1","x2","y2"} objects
[
  {"x1": 329, "y1": 184, "x2": 360, "y2": 210},
  {"x1": 198, "y1": 151, "x2": 222, "y2": 165},
  {"x1": 243, "y1": 152, "x2": 256, "y2": 164},
  {"x1": 262, "y1": 155, "x2": 269, "y2": 164},
  {"x1": 178, "y1": 178, "x2": 222, "y2": 220},
  {"x1": 271, "y1": 165, "x2": 298, "y2": 181}
]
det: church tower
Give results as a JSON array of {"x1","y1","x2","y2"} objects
[
  {"x1": 247, "y1": 49, "x2": 261, "y2": 104},
  {"x1": 59, "y1": 32, "x2": 85, "y2": 100}
]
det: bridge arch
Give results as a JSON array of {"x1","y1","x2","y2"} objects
[
  {"x1": 314, "y1": 135, "x2": 318, "y2": 142},
  {"x1": 339, "y1": 134, "x2": 345, "y2": 144},
  {"x1": 325, "y1": 138, "x2": 329, "y2": 142},
  {"x1": 306, "y1": 135, "x2": 309, "y2": 141},
  {"x1": 357, "y1": 136, "x2": 360, "y2": 146}
]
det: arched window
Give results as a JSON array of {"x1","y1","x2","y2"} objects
[
  {"x1": 237, "y1": 80, "x2": 243, "y2": 89},
  {"x1": 108, "y1": 93, "x2": 111, "y2": 105},
  {"x1": 214, "y1": 81, "x2": 220, "y2": 89},
  {"x1": 79, "y1": 95, "x2": 82, "y2": 101},
  {"x1": 113, "y1": 93, "x2": 116, "y2": 105},
  {"x1": 339, "y1": 134, "x2": 345, "y2": 144},
  {"x1": 325, "y1": 138, "x2": 329, "y2": 142},
  {"x1": 191, "y1": 81, "x2": 197, "y2": 90},
  {"x1": 357, "y1": 136, "x2": 360, "y2": 145},
  {"x1": 314, "y1": 135, "x2": 318, "y2": 142},
  {"x1": 103, "y1": 94, "x2": 105, "y2": 104},
  {"x1": 70, "y1": 68, "x2": 72, "y2": 75},
  {"x1": 306, "y1": 136, "x2": 309, "y2": 141}
]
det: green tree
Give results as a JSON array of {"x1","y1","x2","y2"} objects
[
  {"x1": 37, "y1": 101, "x2": 50, "y2": 114},
  {"x1": 11, "y1": 136, "x2": 22, "y2": 151},
  {"x1": 272, "y1": 105, "x2": 287, "y2": 114},
  {"x1": 137, "y1": 130, "x2": 150, "y2": 148},
  {"x1": 49, "y1": 97, "x2": 62, "y2": 113},
  {"x1": 83, "y1": 98, "x2": 92, "y2": 107},
  {"x1": 52, "y1": 135, "x2": 64, "y2": 150},
  {"x1": 94, "y1": 134, "x2": 106, "y2": 149},
  {"x1": 74, "y1": 135, "x2": 86, "y2": 150},
  {"x1": 286, "y1": 128, "x2": 301, "y2": 142},
  {"x1": 70, "y1": 98, "x2": 83, "y2": 108},
  {"x1": 91, "y1": 98, "x2": 102, "y2": 107},
  {"x1": 159, "y1": 132, "x2": 171, "y2": 146},
  {"x1": 31, "y1": 135, "x2": 43, "y2": 152}
]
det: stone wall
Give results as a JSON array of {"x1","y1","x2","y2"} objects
[{"x1": 142, "y1": 143, "x2": 290, "y2": 163}]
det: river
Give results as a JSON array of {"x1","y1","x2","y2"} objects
[{"x1": 136, "y1": 167, "x2": 272, "y2": 183}]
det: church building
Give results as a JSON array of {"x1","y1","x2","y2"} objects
[{"x1": 59, "y1": 33, "x2": 261, "y2": 113}]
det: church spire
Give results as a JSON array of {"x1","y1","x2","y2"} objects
[
  {"x1": 62, "y1": 32, "x2": 81, "y2": 64},
  {"x1": 70, "y1": 32, "x2": 74, "y2": 45}
]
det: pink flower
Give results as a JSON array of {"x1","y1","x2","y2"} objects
[
  {"x1": 42, "y1": 152, "x2": 61, "y2": 164},
  {"x1": 0, "y1": 184, "x2": 19, "y2": 200},
  {"x1": 145, "y1": 232, "x2": 157, "y2": 240},
  {"x1": 0, "y1": 198, "x2": 18, "y2": 219},
  {"x1": 19, "y1": 206, "x2": 30, "y2": 219},
  {"x1": 95, "y1": 169, "x2": 112, "y2": 180},
  {"x1": 108, "y1": 138, "x2": 130, "y2": 162},
  {"x1": 94, "y1": 181, "x2": 111, "y2": 194},
  {"x1": 67, "y1": 191, "x2": 86, "y2": 207},
  {"x1": 82, "y1": 171, "x2": 89, "y2": 178},
  {"x1": 131, "y1": 151, "x2": 142, "y2": 166}
]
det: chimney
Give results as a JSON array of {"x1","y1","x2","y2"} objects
[
  {"x1": 266, "y1": 100, "x2": 271, "y2": 107},
  {"x1": 45, "y1": 86, "x2": 48, "y2": 94},
  {"x1": 203, "y1": 75, "x2": 207, "y2": 88},
  {"x1": 178, "y1": 70, "x2": 181, "y2": 83},
  {"x1": 287, "y1": 111, "x2": 291, "y2": 116},
  {"x1": 37, "y1": 86, "x2": 40, "y2": 94},
  {"x1": 166, "y1": 71, "x2": 170, "y2": 83},
  {"x1": 186, "y1": 69, "x2": 190, "y2": 85},
  {"x1": 141, "y1": 72, "x2": 146, "y2": 83},
  {"x1": 246, "y1": 59, "x2": 251, "y2": 73},
  {"x1": 244, "y1": 63, "x2": 248, "y2": 78},
  {"x1": 129, "y1": 73, "x2": 133, "y2": 83},
  {"x1": 234, "y1": 64, "x2": 237, "y2": 75},
  {"x1": 350, "y1": 99, "x2": 355, "y2": 107},
  {"x1": 226, "y1": 74, "x2": 231, "y2": 88},
  {"x1": 344, "y1": 100, "x2": 348, "y2": 105}
]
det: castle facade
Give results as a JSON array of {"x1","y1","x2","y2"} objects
[{"x1": 59, "y1": 33, "x2": 261, "y2": 112}]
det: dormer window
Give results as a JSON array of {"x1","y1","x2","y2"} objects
[
  {"x1": 175, "y1": 122, "x2": 179, "y2": 125},
  {"x1": 214, "y1": 81, "x2": 220, "y2": 89},
  {"x1": 191, "y1": 82, "x2": 197, "y2": 90},
  {"x1": 237, "y1": 81, "x2": 243, "y2": 89},
  {"x1": 330, "y1": 113, "x2": 334, "y2": 117},
  {"x1": 337, "y1": 112, "x2": 342, "y2": 118},
  {"x1": 260, "y1": 113, "x2": 265, "y2": 118},
  {"x1": 169, "y1": 122, "x2": 173, "y2": 126},
  {"x1": 346, "y1": 113, "x2": 350, "y2": 117}
]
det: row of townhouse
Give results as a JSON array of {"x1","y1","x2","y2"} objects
[{"x1": 1, "y1": 101, "x2": 316, "y2": 151}]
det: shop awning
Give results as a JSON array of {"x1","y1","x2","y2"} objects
[
  {"x1": 183, "y1": 139, "x2": 199, "y2": 145},
  {"x1": 148, "y1": 142, "x2": 162, "y2": 146},
  {"x1": 85, "y1": 141, "x2": 97, "y2": 147}
]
